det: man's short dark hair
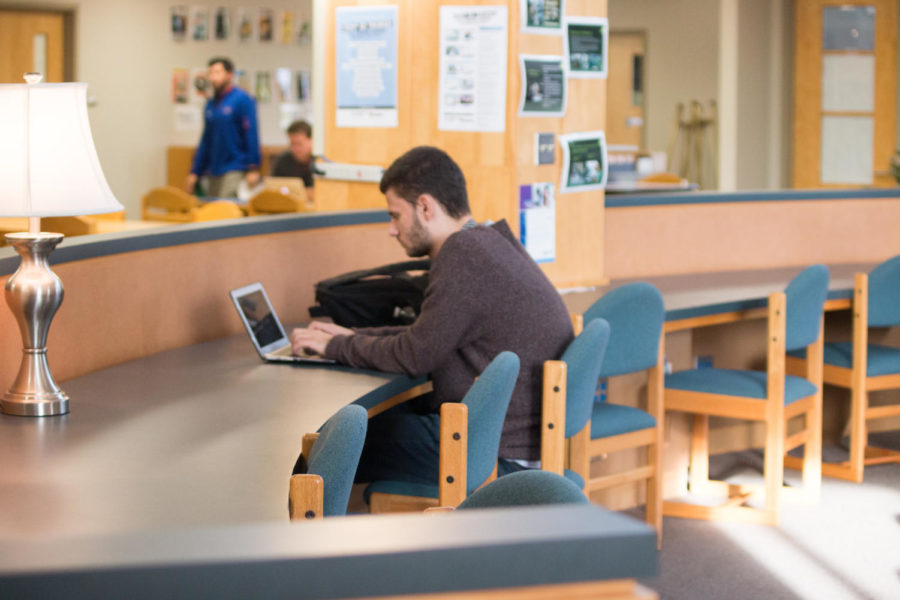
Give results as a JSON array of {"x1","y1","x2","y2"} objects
[
  {"x1": 287, "y1": 120, "x2": 312, "y2": 137},
  {"x1": 208, "y1": 57, "x2": 234, "y2": 73},
  {"x1": 379, "y1": 146, "x2": 469, "y2": 218}
]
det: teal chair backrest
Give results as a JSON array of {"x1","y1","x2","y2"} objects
[
  {"x1": 561, "y1": 318, "x2": 611, "y2": 438},
  {"x1": 784, "y1": 264, "x2": 830, "y2": 352},
  {"x1": 306, "y1": 404, "x2": 368, "y2": 517},
  {"x1": 867, "y1": 254, "x2": 900, "y2": 327},
  {"x1": 463, "y1": 351, "x2": 520, "y2": 494},
  {"x1": 583, "y1": 282, "x2": 665, "y2": 381},
  {"x1": 457, "y1": 469, "x2": 588, "y2": 509}
]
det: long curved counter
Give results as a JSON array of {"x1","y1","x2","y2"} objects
[{"x1": 0, "y1": 210, "x2": 407, "y2": 387}]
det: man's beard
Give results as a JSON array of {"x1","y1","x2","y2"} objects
[{"x1": 402, "y1": 214, "x2": 431, "y2": 257}]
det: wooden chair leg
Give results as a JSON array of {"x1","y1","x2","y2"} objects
[
  {"x1": 688, "y1": 414, "x2": 709, "y2": 492},
  {"x1": 763, "y1": 417, "x2": 785, "y2": 526},
  {"x1": 646, "y1": 435, "x2": 663, "y2": 549},
  {"x1": 848, "y1": 382, "x2": 868, "y2": 483},
  {"x1": 801, "y1": 400, "x2": 822, "y2": 499},
  {"x1": 567, "y1": 425, "x2": 591, "y2": 493}
]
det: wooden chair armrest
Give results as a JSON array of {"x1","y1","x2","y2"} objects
[
  {"x1": 366, "y1": 381, "x2": 435, "y2": 419},
  {"x1": 289, "y1": 474, "x2": 324, "y2": 520},
  {"x1": 301, "y1": 433, "x2": 319, "y2": 460},
  {"x1": 438, "y1": 402, "x2": 468, "y2": 507},
  {"x1": 541, "y1": 360, "x2": 567, "y2": 475}
]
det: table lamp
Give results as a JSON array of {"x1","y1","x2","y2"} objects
[{"x1": 0, "y1": 74, "x2": 123, "y2": 416}]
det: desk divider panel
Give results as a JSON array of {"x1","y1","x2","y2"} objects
[{"x1": 0, "y1": 221, "x2": 407, "y2": 386}]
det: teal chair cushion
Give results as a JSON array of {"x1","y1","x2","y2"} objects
[
  {"x1": 784, "y1": 264, "x2": 830, "y2": 351},
  {"x1": 306, "y1": 404, "x2": 368, "y2": 517},
  {"x1": 791, "y1": 343, "x2": 900, "y2": 377},
  {"x1": 365, "y1": 468, "x2": 584, "y2": 501},
  {"x1": 868, "y1": 254, "x2": 900, "y2": 327},
  {"x1": 583, "y1": 282, "x2": 665, "y2": 378},
  {"x1": 457, "y1": 470, "x2": 588, "y2": 509},
  {"x1": 665, "y1": 368, "x2": 817, "y2": 405},
  {"x1": 590, "y1": 401, "x2": 657, "y2": 439},
  {"x1": 561, "y1": 318, "x2": 611, "y2": 438},
  {"x1": 460, "y1": 351, "x2": 520, "y2": 491},
  {"x1": 363, "y1": 351, "x2": 520, "y2": 505}
]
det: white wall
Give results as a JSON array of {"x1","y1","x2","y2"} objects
[
  {"x1": 608, "y1": 0, "x2": 720, "y2": 158},
  {"x1": 13, "y1": 0, "x2": 313, "y2": 216},
  {"x1": 609, "y1": 0, "x2": 796, "y2": 191}
]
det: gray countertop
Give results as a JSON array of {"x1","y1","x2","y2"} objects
[
  {"x1": 0, "y1": 334, "x2": 658, "y2": 599},
  {"x1": 0, "y1": 334, "x2": 405, "y2": 539}
]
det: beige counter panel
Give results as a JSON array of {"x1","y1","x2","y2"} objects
[{"x1": 606, "y1": 198, "x2": 900, "y2": 280}]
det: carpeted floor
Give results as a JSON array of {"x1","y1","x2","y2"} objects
[{"x1": 636, "y1": 432, "x2": 900, "y2": 600}]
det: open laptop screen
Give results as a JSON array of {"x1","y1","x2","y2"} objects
[{"x1": 235, "y1": 289, "x2": 284, "y2": 350}]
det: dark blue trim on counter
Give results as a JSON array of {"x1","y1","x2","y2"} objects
[
  {"x1": 606, "y1": 187, "x2": 900, "y2": 208},
  {"x1": 0, "y1": 210, "x2": 390, "y2": 276},
  {"x1": 665, "y1": 288, "x2": 853, "y2": 323}
]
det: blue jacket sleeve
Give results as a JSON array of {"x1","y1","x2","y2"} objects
[
  {"x1": 191, "y1": 101, "x2": 212, "y2": 175},
  {"x1": 240, "y1": 96, "x2": 261, "y2": 170}
]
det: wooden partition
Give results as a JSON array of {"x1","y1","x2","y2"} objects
[
  {"x1": 0, "y1": 216, "x2": 406, "y2": 387},
  {"x1": 322, "y1": 0, "x2": 608, "y2": 288}
]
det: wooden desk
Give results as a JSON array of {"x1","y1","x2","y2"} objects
[
  {"x1": 562, "y1": 264, "x2": 861, "y2": 331},
  {"x1": 0, "y1": 335, "x2": 658, "y2": 599}
]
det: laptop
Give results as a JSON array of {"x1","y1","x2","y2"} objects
[
  {"x1": 230, "y1": 282, "x2": 334, "y2": 364},
  {"x1": 263, "y1": 176, "x2": 308, "y2": 203}
]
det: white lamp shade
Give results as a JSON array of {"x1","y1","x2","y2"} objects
[{"x1": 0, "y1": 82, "x2": 123, "y2": 217}]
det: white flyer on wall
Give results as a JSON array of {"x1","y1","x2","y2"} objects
[
  {"x1": 335, "y1": 5, "x2": 398, "y2": 128},
  {"x1": 438, "y1": 5, "x2": 508, "y2": 132},
  {"x1": 519, "y1": 183, "x2": 556, "y2": 263}
]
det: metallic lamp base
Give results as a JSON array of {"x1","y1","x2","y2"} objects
[
  {"x1": 3, "y1": 232, "x2": 68, "y2": 417},
  {"x1": 1, "y1": 389, "x2": 69, "y2": 416}
]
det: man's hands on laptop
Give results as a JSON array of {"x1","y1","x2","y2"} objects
[{"x1": 291, "y1": 321, "x2": 354, "y2": 357}]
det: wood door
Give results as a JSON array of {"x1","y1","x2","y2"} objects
[
  {"x1": 607, "y1": 31, "x2": 645, "y2": 148},
  {"x1": 0, "y1": 9, "x2": 65, "y2": 84},
  {"x1": 792, "y1": 0, "x2": 897, "y2": 188}
]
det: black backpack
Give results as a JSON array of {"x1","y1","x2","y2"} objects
[{"x1": 309, "y1": 260, "x2": 430, "y2": 328}]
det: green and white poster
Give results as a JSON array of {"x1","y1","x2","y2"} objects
[{"x1": 565, "y1": 17, "x2": 608, "y2": 79}]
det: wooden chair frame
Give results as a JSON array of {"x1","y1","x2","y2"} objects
[
  {"x1": 786, "y1": 272, "x2": 900, "y2": 482},
  {"x1": 542, "y1": 315, "x2": 664, "y2": 546},
  {"x1": 289, "y1": 433, "x2": 325, "y2": 520},
  {"x1": 368, "y1": 402, "x2": 472, "y2": 512},
  {"x1": 663, "y1": 292, "x2": 823, "y2": 526}
]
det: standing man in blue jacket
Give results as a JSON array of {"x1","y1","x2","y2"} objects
[{"x1": 185, "y1": 57, "x2": 261, "y2": 198}]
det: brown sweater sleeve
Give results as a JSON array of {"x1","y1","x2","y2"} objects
[{"x1": 325, "y1": 239, "x2": 481, "y2": 376}]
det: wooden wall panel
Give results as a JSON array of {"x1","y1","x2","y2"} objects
[{"x1": 321, "y1": 0, "x2": 607, "y2": 286}]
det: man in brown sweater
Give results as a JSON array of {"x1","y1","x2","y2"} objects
[{"x1": 291, "y1": 146, "x2": 572, "y2": 485}]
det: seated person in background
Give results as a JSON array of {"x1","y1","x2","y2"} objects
[
  {"x1": 291, "y1": 146, "x2": 573, "y2": 486},
  {"x1": 271, "y1": 120, "x2": 315, "y2": 203}
]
